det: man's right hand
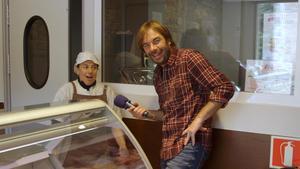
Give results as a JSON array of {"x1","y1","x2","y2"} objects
[{"x1": 127, "y1": 102, "x2": 147, "y2": 119}]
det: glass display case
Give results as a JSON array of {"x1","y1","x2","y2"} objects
[{"x1": 0, "y1": 100, "x2": 152, "y2": 169}]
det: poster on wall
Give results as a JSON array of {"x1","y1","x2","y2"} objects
[
  {"x1": 262, "y1": 12, "x2": 297, "y2": 62},
  {"x1": 244, "y1": 60, "x2": 293, "y2": 95},
  {"x1": 270, "y1": 136, "x2": 300, "y2": 168}
]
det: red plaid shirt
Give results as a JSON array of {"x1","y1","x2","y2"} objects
[{"x1": 154, "y1": 48, "x2": 234, "y2": 160}]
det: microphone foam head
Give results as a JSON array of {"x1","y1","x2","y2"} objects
[{"x1": 114, "y1": 95, "x2": 130, "y2": 109}]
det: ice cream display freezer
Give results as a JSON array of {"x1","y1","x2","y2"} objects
[{"x1": 0, "y1": 100, "x2": 152, "y2": 169}]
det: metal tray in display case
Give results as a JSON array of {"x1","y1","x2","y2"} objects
[{"x1": 0, "y1": 100, "x2": 152, "y2": 169}]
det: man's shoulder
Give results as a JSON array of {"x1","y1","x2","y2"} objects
[
  {"x1": 182, "y1": 48, "x2": 207, "y2": 61},
  {"x1": 179, "y1": 48, "x2": 203, "y2": 56},
  {"x1": 177, "y1": 48, "x2": 204, "y2": 62}
]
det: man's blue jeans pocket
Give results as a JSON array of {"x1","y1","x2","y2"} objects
[{"x1": 160, "y1": 142, "x2": 209, "y2": 169}]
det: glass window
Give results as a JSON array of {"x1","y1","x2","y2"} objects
[
  {"x1": 24, "y1": 16, "x2": 49, "y2": 89},
  {"x1": 248, "y1": 2, "x2": 297, "y2": 95},
  {"x1": 102, "y1": 0, "x2": 298, "y2": 95}
]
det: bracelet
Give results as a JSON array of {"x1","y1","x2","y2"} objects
[{"x1": 142, "y1": 111, "x2": 148, "y2": 117}]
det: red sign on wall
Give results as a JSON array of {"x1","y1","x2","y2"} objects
[{"x1": 270, "y1": 136, "x2": 300, "y2": 168}]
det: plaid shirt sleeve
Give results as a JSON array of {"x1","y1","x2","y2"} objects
[{"x1": 187, "y1": 50, "x2": 235, "y2": 107}]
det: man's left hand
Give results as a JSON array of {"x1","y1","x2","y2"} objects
[{"x1": 182, "y1": 118, "x2": 207, "y2": 146}]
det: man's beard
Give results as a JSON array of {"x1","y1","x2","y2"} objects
[{"x1": 151, "y1": 48, "x2": 170, "y2": 66}]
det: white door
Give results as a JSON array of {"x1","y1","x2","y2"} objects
[{"x1": 9, "y1": 0, "x2": 69, "y2": 108}]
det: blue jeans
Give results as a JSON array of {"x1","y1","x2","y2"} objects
[{"x1": 160, "y1": 142, "x2": 209, "y2": 169}]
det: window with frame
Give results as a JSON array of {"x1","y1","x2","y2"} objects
[
  {"x1": 24, "y1": 16, "x2": 49, "y2": 89},
  {"x1": 102, "y1": 0, "x2": 298, "y2": 96}
]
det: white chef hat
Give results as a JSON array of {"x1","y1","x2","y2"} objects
[{"x1": 75, "y1": 51, "x2": 99, "y2": 66}]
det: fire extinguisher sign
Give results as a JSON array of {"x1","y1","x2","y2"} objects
[{"x1": 270, "y1": 136, "x2": 300, "y2": 168}]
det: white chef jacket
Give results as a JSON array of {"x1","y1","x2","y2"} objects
[{"x1": 53, "y1": 80, "x2": 123, "y2": 118}]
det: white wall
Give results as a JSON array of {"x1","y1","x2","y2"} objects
[
  {"x1": 82, "y1": 0, "x2": 95, "y2": 52},
  {"x1": 82, "y1": 0, "x2": 102, "y2": 80}
]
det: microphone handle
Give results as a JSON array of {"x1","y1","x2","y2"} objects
[{"x1": 125, "y1": 101, "x2": 149, "y2": 118}]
